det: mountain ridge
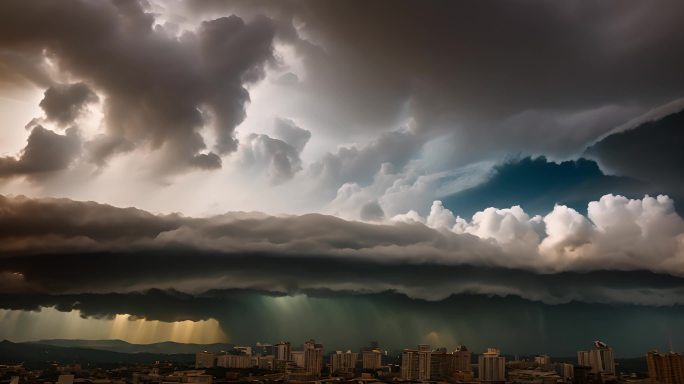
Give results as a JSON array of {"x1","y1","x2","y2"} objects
[{"x1": 30, "y1": 339, "x2": 235, "y2": 354}]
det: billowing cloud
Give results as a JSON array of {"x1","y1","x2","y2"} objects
[
  {"x1": 1, "y1": 193, "x2": 684, "y2": 304},
  {"x1": 238, "y1": 133, "x2": 303, "y2": 184},
  {"x1": 273, "y1": 117, "x2": 311, "y2": 153},
  {"x1": 397, "y1": 194, "x2": 684, "y2": 275},
  {"x1": 359, "y1": 200, "x2": 385, "y2": 222},
  {"x1": 189, "y1": 0, "x2": 684, "y2": 161},
  {"x1": 1, "y1": 193, "x2": 684, "y2": 354},
  {"x1": 310, "y1": 129, "x2": 426, "y2": 196},
  {"x1": 0, "y1": 125, "x2": 81, "y2": 178},
  {"x1": 39, "y1": 82, "x2": 98, "y2": 126},
  {"x1": 0, "y1": 0, "x2": 278, "y2": 173}
]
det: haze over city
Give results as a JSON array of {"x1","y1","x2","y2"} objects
[{"x1": 1, "y1": 0, "x2": 684, "y2": 366}]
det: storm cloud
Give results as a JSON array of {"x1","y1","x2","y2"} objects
[
  {"x1": 39, "y1": 82, "x2": 98, "y2": 127},
  {"x1": 189, "y1": 0, "x2": 684, "y2": 161},
  {"x1": 0, "y1": 0, "x2": 684, "y2": 357},
  {"x1": 1, "y1": 194, "x2": 684, "y2": 305},
  {"x1": 1, "y1": 191, "x2": 684, "y2": 355},
  {"x1": 585, "y1": 108, "x2": 684, "y2": 194},
  {"x1": 0, "y1": 125, "x2": 81, "y2": 178},
  {"x1": 0, "y1": 0, "x2": 279, "y2": 173}
]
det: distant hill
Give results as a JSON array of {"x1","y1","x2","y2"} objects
[
  {"x1": 32, "y1": 339, "x2": 234, "y2": 354},
  {"x1": 0, "y1": 340, "x2": 194, "y2": 369}
]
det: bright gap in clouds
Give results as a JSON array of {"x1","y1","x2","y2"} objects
[{"x1": 0, "y1": 307, "x2": 227, "y2": 344}]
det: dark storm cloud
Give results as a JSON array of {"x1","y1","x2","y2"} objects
[
  {"x1": 273, "y1": 118, "x2": 311, "y2": 153},
  {"x1": 39, "y1": 83, "x2": 98, "y2": 127},
  {"x1": 585, "y1": 108, "x2": 684, "y2": 195},
  {"x1": 0, "y1": 126, "x2": 81, "y2": 178},
  {"x1": 2, "y1": 194, "x2": 684, "y2": 355},
  {"x1": 1, "y1": 194, "x2": 684, "y2": 307},
  {"x1": 443, "y1": 157, "x2": 651, "y2": 218},
  {"x1": 3, "y1": 288, "x2": 684, "y2": 356},
  {"x1": 1, "y1": 0, "x2": 680, "y2": 180},
  {"x1": 301, "y1": 0, "x2": 684, "y2": 141},
  {"x1": 0, "y1": 195, "x2": 184, "y2": 242},
  {"x1": 360, "y1": 201, "x2": 385, "y2": 222},
  {"x1": 190, "y1": 0, "x2": 684, "y2": 160},
  {"x1": 0, "y1": 0, "x2": 278, "y2": 173}
]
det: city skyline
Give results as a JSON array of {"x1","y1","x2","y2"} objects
[
  {"x1": 0, "y1": 334, "x2": 682, "y2": 383},
  {"x1": 1, "y1": 0, "x2": 684, "y2": 361}
]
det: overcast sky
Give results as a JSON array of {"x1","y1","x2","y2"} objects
[{"x1": 1, "y1": 0, "x2": 684, "y2": 356}]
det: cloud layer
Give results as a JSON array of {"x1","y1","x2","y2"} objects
[
  {"x1": 1, "y1": 193, "x2": 684, "y2": 308},
  {"x1": 0, "y1": 0, "x2": 279, "y2": 173}
]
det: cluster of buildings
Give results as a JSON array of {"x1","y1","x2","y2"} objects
[
  {"x1": 190, "y1": 339, "x2": 632, "y2": 384},
  {"x1": 195, "y1": 340, "x2": 383, "y2": 381},
  {"x1": 398, "y1": 345, "x2": 571, "y2": 384},
  {"x1": 399, "y1": 345, "x2": 472, "y2": 381},
  {"x1": 3, "y1": 341, "x2": 684, "y2": 384}
]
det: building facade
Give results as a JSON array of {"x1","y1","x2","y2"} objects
[
  {"x1": 303, "y1": 339, "x2": 324, "y2": 377},
  {"x1": 478, "y1": 348, "x2": 506, "y2": 382},
  {"x1": 401, "y1": 345, "x2": 431, "y2": 380},
  {"x1": 216, "y1": 354, "x2": 251, "y2": 369},
  {"x1": 577, "y1": 341, "x2": 615, "y2": 375},
  {"x1": 453, "y1": 345, "x2": 472, "y2": 372},
  {"x1": 330, "y1": 350, "x2": 358, "y2": 374},
  {"x1": 362, "y1": 349, "x2": 383, "y2": 370},
  {"x1": 647, "y1": 351, "x2": 684, "y2": 384},
  {"x1": 275, "y1": 341, "x2": 291, "y2": 362}
]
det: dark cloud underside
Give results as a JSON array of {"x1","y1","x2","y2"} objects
[
  {"x1": 2, "y1": 288, "x2": 684, "y2": 356},
  {"x1": 585, "y1": 109, "x2": 684, "y2": 194}
]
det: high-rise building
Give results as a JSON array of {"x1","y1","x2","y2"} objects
[
  {"x1": 274, "y1": 342, "x2": 294, "y2": 372},
  {"x1": 577, "y1": 351, "x2": 589, "y2": 366},
  {"x1": 195, "y1": 352, "x2": 217, "y2": 368},
  {"x1": 401, "y1": 345, "x2": 431, "y2": 380},
  {"x1": 577, "y1": 341, "x2": 615, "y2": 375},
  {"x1": 303, "y1": 339, "x2": 324, "y2": 377},
  {"x1": 478, "y1": 348, "x2": 506, "y2": 382},
  {"x1": 535, "y1": 355, "x2": 551, "y2": 366},
  {"x1": 431, "y1": 348, "x2": 450, "y2": 379},
  {"x1": 647, "y1": 351, "x2": 684, "y2": 384},
  {"x1": 330, "y1": 350, "x2": 358, "y2": 374},
  {"x1": 362, "y1": 349, "x2": 383, "y2": 370},
  {"x1": 453, "y1": 345, "x2": 472, "y2": 372},
  {"x1": 419, "y1": 345, "x2": 432, "y2": 380},
  {"x1": 275, "y1": 342, "x2": 291, "y2": 362},
  {"x1": 401, "y1": 349, "x2": 420, "y2": 380}
]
